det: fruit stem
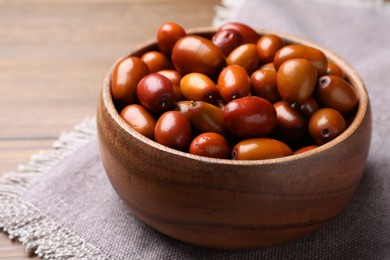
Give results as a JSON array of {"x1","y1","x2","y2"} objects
[{"x1": 321, "y1": 128, "x2": 330, "y2": 138}]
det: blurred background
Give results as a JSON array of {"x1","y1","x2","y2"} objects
[{"x1": 0, "y1": 0, "x2": 220, "y2": 258}]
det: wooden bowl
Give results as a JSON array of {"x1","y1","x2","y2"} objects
[{"x1": 97, "y1": 28, "x2": 372, "y2": 249}]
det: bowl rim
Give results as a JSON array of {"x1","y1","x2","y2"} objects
[{"x1": 101, "y1": 27, "x2": 370, "y2": 166}]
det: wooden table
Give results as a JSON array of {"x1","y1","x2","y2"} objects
[{"x1": 0, "y1": 0, "x2": 220, "y2": 258}]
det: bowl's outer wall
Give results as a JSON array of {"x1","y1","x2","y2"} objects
[{"x1": 97, "y1": 29, "x2": 372, "y2": 249}]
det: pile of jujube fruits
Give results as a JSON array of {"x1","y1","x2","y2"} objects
[{"x1": 111, "y1": 22, "x2": 358, "y2": 160}]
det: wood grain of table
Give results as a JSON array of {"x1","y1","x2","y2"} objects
[{"x1": 0, "y1": 0, "x2": 220, "y2": 258}]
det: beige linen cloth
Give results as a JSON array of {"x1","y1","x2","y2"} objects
[{"x1": 1, "y1": 0, "x2": 389, "y2": 259}]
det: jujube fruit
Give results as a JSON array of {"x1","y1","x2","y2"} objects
[
  {"x1": 308, "y1": 108, "x2": 346, "y2": 145},
  {"x1": 189, "y1": 132, "x2": 230, "y2": 159},
  {"x1": 120, "y1": 104, "x2": 156, "y2": 139},
  {"x1": 274, "y1": 101, "x2": 308, "y2": 142},
  {"x1": 141, "y1": 51, "x2": 173, "y2": 73},
  {"x1": 188, "y1": 101, "x2": 228, "y2": 137},
  {"x1": 154, "y1": 111, "x2": 192, "y2": 151},
  {"x1": 223, "y1": 96, "x2": 277, "y2": 138},
  {"x1": 217, "y1": 65, "x2": 251, "y2": 102},
  {"x1": 227, "y1": 43, "x2": 259, "y2": 74},
  {"x1": 250, "y1": 69, "x2": 281, "y2": 103},
  {"x1": 211, "y1": 29, "x2": 244, "y2": 56},
  {"x1": 277, "y1": 58, "x2": 317, "y2": 104},
  {"x1": 315, "y1": 75, "x2": 358, "y2": 116},
  {"x1": 180, "y1": 73, "x2": 219, "y2": 103},
  {"x1": 274, "y1": 44, "x2": 328, "y2": 76},
  {"x1": 157, "y1": 22, "x2": 186, "y2": 56},
  {"x1": 137, "y1": 73, "x2": 175, "y2": 113},
  {"x1": 218, "y1": 22, "x2": 259, "y2": 43},
  {"x1": 232, "y1": 138, "x2": 293, "y2": 160},
  {"x1": 171, "y1": 35, "x2": 226, "y2": 78},
  {"x1": 256, "y1": 34, "x2": 285, "y2": 63},
  {"x1": 111, "y1": 57, "x2": 150, "y2": 104}
]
